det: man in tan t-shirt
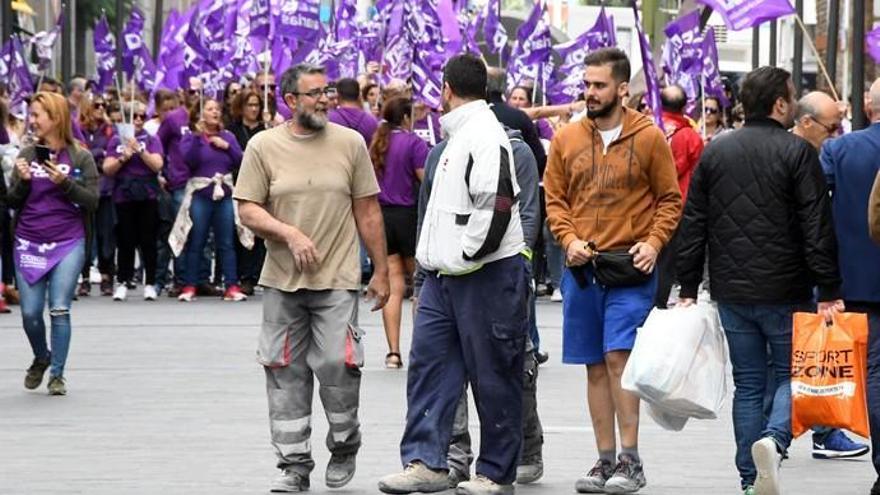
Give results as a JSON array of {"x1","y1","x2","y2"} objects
[{"x1": 234, "y1": 63, "x2": 390, "y2": 493}]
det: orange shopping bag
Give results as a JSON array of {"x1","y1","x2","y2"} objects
[{"x1": 791, "y1": 312, "x2": 870, "y2": 438}]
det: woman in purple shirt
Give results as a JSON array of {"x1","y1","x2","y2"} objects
[
  {"x1": 7, "y1": 92, "x2": 99, "y2": 396},
  {"x1": 368, "y1": 97, "x2": 428, "y2": 368},
  {"x1": 77, "y1": 95, "x2": 117, "y2": 297},
  {"x1": 508, "y1": 86, "x2": 555, "y2": 143},
  {"x1": 103, "y1": 101, "x2": 164, "y2": 302},
  {"x1": 178, "y1": 98, "x2": 246, "y2": 302}
]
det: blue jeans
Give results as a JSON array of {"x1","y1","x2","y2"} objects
[
  {"x1": 185, "y1": 195, "x2": 237, "y2": 287},
  {"x1": 16, "y1": 239, "x2": 85, "y2": 378},
  {"x1": 718, "y1": 302, "x2": 811, "y2": 488}
]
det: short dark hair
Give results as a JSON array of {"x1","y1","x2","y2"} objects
[
  {"x1": 442, "y1": 54, "x2": 487, "y2": 101},
  {"x1": 660, "y1": 85, "x2": 687, "y2": 113},
  {"x1": 280, "y1": 64, "x2": 326, "y2": 97},
  {"x1": 739, "y1": 66, "x2": 792, "y2": 120},
  {"x1": 154, "y1": 89, "x2": 178, "y2": 108},
  {"x1": 584, "y1": 48, "x2": 631, "y2": 84},
  {"x1": 336, "y1": 78, "x2": 361, "y2": 102}
]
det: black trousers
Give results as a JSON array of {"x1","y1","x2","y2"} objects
[
  {"x1": 115, "y1": 200, "x2": 159, "y2": 285},
  {"x1": 653, "y1": 228, "x2": 681, "y2": 308}
]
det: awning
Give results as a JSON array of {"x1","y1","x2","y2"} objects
[{"x1": 11, "y1": 1, "x2": 36, "y2": 16}]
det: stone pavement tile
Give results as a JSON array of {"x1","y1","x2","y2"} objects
[{"x1": 0, "y1": 296, "x2": 874, "y2": 494}]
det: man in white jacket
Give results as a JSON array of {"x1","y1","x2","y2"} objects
[{"x1": 378, "y1": 55, "x2": 529, "y2": 495}]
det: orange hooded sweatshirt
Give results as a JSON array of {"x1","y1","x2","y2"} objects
[{"x1": 544, "y1": 107, "x2": 682, "y2": 253}]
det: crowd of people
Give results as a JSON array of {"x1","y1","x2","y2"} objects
[{"x1": 1, "y1": 46, "x2": 879, "y2": 495}]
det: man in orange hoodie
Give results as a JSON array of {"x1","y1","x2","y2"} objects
[{"x1": 543, "y1": 48, "x2": 681, "y2": 494}]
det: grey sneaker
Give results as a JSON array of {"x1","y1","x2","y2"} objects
[
  {"x1": 25, "y1": 357, "x2": 50, "y2": 389},
  {"x1": 325, "y1": 453, "x2": 356, "y2": 488},
  {"x1": 604, "y1": 454, "x2": 646, "y2": 494},
  {"x1": 516, "y1": 455, "x2": 544, "y2": 484},
  {"x1": 751, "y1": 437, "x2": 781, "y2": 495},
  {"x1": 47, "y1": 376, "x2": 66, "y2": 396},
  {"x1": 448, "y1": 467, "x2": 470, "y2": 488},
  {"x1": 455, "y1": 474, "x2": 513, "y2": 495},
  {"x1": 270, "y1": 468, "x2": 310, "y2": 492},
  {"x1": 575, "y1": 459, "x2": 614, "y2": 493},
  {"x1": 378, "y1": 461, "x2": 448, "y2": 494}
]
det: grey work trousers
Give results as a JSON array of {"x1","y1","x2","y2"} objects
[{"x1": 262, "y1": 288, "x2": 362, "y2": 475}]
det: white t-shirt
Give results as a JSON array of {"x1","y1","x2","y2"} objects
[{"x1": 599, "y1": 124, "x2": 623, "y2": 154}]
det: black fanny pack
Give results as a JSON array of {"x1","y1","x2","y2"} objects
[
  {"x1": 117, "y1": 176, "x2": 159, "y2": 202},
  {"x1": 570, "y1": 244, "x2": 652, "y2": 288}
]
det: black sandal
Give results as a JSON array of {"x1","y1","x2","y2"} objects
[{"x1": 385, "y1": 352, "x2": 403, "y2": 369}]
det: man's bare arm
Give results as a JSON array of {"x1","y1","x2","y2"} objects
[{"x1": 237, "y1": 200, "x2": 319, "y2": 271}]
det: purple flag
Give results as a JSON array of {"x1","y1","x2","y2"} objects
[
  {"x1": 410, "y1": 0, "x2": 447, "y2": 107},
  {"x1": 157, "y1": 7, "x2": 195, "y2": 90},
  {"x1": 554, "y1": 7, "x2": 616, "y2": 71},
  {"x1": 632, "y1": 5, "x2": 664, "y2": 131},
  {"x1": 277, "y1": 0, "x2": 322, "y2": 44},
  {"x1": 663, "y1": 11, "x2": 702, "y2": 75},
  {"x1": 0, "y1": 36, "x2": 33, "y2": 119},
  {"x1": 335, "y1": 0, "x2": 358, "y2": 41},
  {"x1": 250, "y1": 0, "x2": 271, "y2": 40},
  {"x1": 695, "y1": 0, "x2": 795, "y2": 31},
  {"x1": 868, "y1": 26, "x2": 880, "y2": 64},
  {"x1": 484, "y1": 0, "x2": 508, "y2": 54},
  {"x1": 122, "y1": 7, "x2": 158, "y2": 90},
  {"x1": 437, "y1": 0, "x2": 463, "y2": 56},
  {"x1": 701, "y1": 28, "x2": 730, "y2": 107},
  {"x1": 507, "y1": 1, "x2": 551, "y2": 88},
  {"x1": 31, "y1": 12, "x2": 63, "y2": 72},
  {"x1": 460, "y1": 10, "x2": 482, "y2": 55},
  {"x1": 93, "y1": 15, "x2": 116, "y2": 92}
]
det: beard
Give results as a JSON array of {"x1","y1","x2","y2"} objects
[
  {"x1": 296, "y1": 107, "x2": 328, "y2": 131},
  {"x1": 586, "y1": 95, "x2": 620, "y2": 119}
]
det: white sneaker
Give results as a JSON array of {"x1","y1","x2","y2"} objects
[
  {"x1": 112, "y1": 285, "x2": 127, "y2": 301},
  {"x1": 551, "y1": 288, "x2": 563, "y2": 302},
  {"x1": 752, "y1": 437, "x2": 782, "y2": 495},
  {"x1": 143, "y1": 285, "x2": 158, "y2": 301}
]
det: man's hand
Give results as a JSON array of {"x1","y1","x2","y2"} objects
[
  {"x1": 818, "y1": 299, "x2": 846, "y2": 323},
  {"x1": 566, "y1": 240, "x2": 594, "y2": 266},
  {"x1": 629, "y1": 242, "x2": 659, "y2": 274},
  {"x1": 677, "y1": 297, "x2": 696, "y2": 308},
  {"x1": 285, "y1": 228, "x2": 319, "y2": 272},
  {"x1": 365, "y1": 270, "x2": 390, "y2": 312}
]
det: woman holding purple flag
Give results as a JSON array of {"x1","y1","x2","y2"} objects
[
  {"x1": 8, "y1": 92, "x2": 99, "y2": 396},
  {"x1": 171, "y1": 98, "x2": 248, "y2": 303},
  {"x1": 369, "y1": 97, "x2": 427, "y2": 369},
  {"x1": 78, "y1": 95, "x2": 117, "y2": 297},
  {"x1": 103, "y1": 101, "x2": 164, "y2": 302}
]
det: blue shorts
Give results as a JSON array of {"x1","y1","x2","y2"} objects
[{"x1": 561, "y1": 267, "x2": 656, "y2": 365}]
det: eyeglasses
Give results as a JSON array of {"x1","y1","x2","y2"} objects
[
  {"x1": 260, "y1": 84, "x2": 277, "y2": 92},
  {"x1": 187, "y1": 89, "x2": 200, "y2": 96},
  {"x1": 705, "y1": 107, "x2": 720, "y2": 115},
  {"x1": 291, "y1": 87, "x2": 337, "y2": 99},
  {"x1": 93, "y1": 102, "x2": 106, "y2": 109},
  {"x1": 808, "y1": 115, "x2": 839, "y2": 135},
  {"x1": 246, "y1": 102, "x2": 261, "y2": 108},
  {"x1": 133, "y1": 113, "x2": 147, "y2": 121}
]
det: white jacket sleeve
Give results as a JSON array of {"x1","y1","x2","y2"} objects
[{"x1": 461, "y1": 136, "x2": 517, "y2": 261}]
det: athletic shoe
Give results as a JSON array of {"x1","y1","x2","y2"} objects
[
  {"x1": 269, "y1": 469, "x2": 310, "y2": 492},
  {"x1": 743, "y1": 486, "x2": 755, "y2": 495},
  {"x1": 604, "y1": 454, "x2": 647, "y2": 494},
  {"x1": 812, "y1": 429, "x2": 870, "y2": 459},
  {"x1": 325, "y1": 453, "x2": 356, "y2": 488},
  {"x1": 112, "y1": 285, "x2": 128, "y2": 301},
  {"x1": 448, "y1": 468, "x2": 469, "y2": 488},
  {"x1": 178, "y1": 286, "x2": 197, "y2": 302},
  {"x1": 550, "y1": 288, "x2": 563, "y2": 302},
  {"x1": 240, "y1": 280, "x2": 256, "y2": 296},
  {"x1": 25, "y1": 357, "x2": 50, "y2": 389},
  {"x1": 535, "y1": 350, "x2": 549, "y2": 365},
  {"x1": 455, "y1": 474, "x2": 513, "y2": 494},
  {"x1": 100, "y1": 278, "x2": 114, "y2": 296},
  {"x1": 223, "y1": 285, "x2": 247, "y2": 302},
  {"x1": 77, "y1": 281, "x2": 91, "y2": 297},
  {"x1": 575, "y1": 459, "x2": 614, "y2": 493},
  {"x1": 378, "y1": 461, "x2": 448, "y2": 494},
  {"x1": 752, "y1": 437, "x2": 781, "y2": 495},
  {"x1": 0, "y1": 298, "x2": 11, "y2": 314},
  {"x1": 47, "y1": 375, "x2": 66, "y2": 396},
  {"x1": 516, "y1": 455, "x2": 544, "y2": 484},
  {"x1": 143, "y1": 285, "x2": 158, "y2": 301}
]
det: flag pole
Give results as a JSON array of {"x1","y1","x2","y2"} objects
[
  {"x1": 793, "y1": 14, "x2": 839, "y2": 101},
  {"x1": 701, "y1": 73, "x2": 707, "y2": 139}
]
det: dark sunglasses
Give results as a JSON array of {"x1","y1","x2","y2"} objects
[
  {"x1": 133, "y1": 113, "x2": 147, "y2": 121},
  {"x1": 187, "y1": 89, "x2": 200, "y2": 95},
  {"x1": 93, "y1": 102, "x2": 106, "y2": 109},
  {"x1": 705, "y1": 107, "x2": 719, "y2": 115},
  {"x1": 261, "y1": 84, "x2": 277, "y2": 92}
]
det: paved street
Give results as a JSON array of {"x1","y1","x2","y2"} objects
[{"x1": 0, "y1": 290, "x2": 874, "y2": 495}]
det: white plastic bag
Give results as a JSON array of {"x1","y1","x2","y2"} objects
[{"x1": 622, "y1": 304, "x2": 728, "y2": 427}]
